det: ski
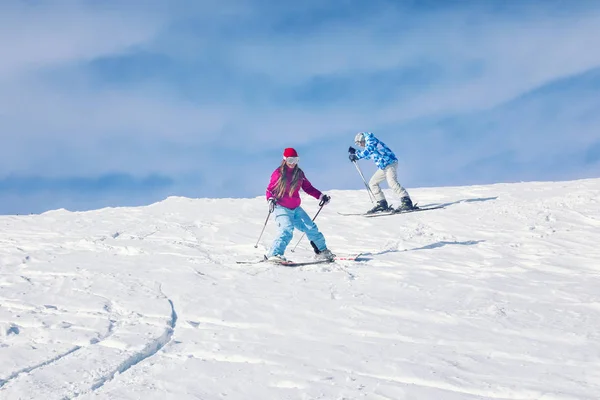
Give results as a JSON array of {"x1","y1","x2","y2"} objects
[
  {"x1": 236, "y1": 259, "x2": 266, "y2": 264},
  {"x1": 334, "y1": 253, "x2": 363, "y2": 261},
  {"x1": 364, "y1": 205, "x2": 444, "y2": 217},
  {"x1": 338, "y1": 205, "x2": 444, "y2": 217},
  {"x1": 274, "y1": 259, "x2": 333, "y2": 267},
  {"x1": 236, "y1": 253, "x2": 364, "y2": 265},
  {"x1": 235, "y1": 258, "x2": 332, "y2": 266}
]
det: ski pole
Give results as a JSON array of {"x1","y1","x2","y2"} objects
[
  {"x1": 353, "y1": 160, "x2": 376, "y2": 204},
  {"x1": 290, "y1": 200, "x2": 326, "y2": 253},
  {"x1": 254, "y1": 209, "x2": 273, "y2": 248}
]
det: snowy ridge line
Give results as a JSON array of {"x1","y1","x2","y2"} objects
[
  {"x1": 83, "y1": 298, "x2": 178, "y2": 396},
  {"x1": 0, "y1": 346, "x2": 81, "y2": 390}
]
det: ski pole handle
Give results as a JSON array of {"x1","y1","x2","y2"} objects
[{"x1": 319, "y1": 194, "x2": 331, "y2": 207}]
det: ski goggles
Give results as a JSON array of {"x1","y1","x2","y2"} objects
[{"x1": 284, "y1": 156, "x2": 299, "y2": 164}]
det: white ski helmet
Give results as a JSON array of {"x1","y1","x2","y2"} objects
[{"x1": 354, "y1": 132, "x2": 365, "y2": 146}]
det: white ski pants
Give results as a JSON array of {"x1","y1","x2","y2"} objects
[{"x1": 369, "y1": 162, "x2": 410, "y2": 202}]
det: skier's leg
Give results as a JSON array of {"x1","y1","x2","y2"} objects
[
  {"x1": 368, "y1": 169, "x2": 387, "y2": 202},
  {"x1": 266, "y1": 206, "x2": 294, "y2": 257},
  {"x1": 294, "y1": 207, "x2": 327, "y2": 252},
  {"x1": 295, "y1": 207, "x2": 335, "y2": 260},
  {"x1": 384, "y1": 162, "x2": 410, "y2": 198},
  {"x1": 385, "y1": 162, "x2": 414, "y2": 210},
  {"x1": 365, "y1": 168, "x2": 390, "y2": 212}
]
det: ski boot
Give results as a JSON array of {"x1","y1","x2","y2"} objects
[
  {"x1": 396, "y1": 197, "x2": 417, "y2": 212},
  {"x1": 266, "y1": 254, "x2": 287, "y2": 263},
  {"x1": 315, "y1": 249, "x2": 336, "y2": 261},
  {"x1": 366, "y1": 200, "x2": 390, "y2": 214}
]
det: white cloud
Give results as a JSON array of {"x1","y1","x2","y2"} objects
[
  {"x1": 227, "y1": 5, "x2": 600, "y2": 120},
  {"x1": 0, "y1": 1, "x2": 165, "y2": 81}
]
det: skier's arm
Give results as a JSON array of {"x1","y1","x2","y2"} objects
[
  {"x1": 355, "y1": 135, "x2": 378, "y2": 160},
  {"x1": 265, "y1": 170, "x2": 280, "y2": 201},
  {"x1": 301, "y1": 175, "x2": 322, "y2": 200}
]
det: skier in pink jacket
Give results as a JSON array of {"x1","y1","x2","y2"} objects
[{"x1": 265, "y1": 147, "x2": 335, "y2": 262}]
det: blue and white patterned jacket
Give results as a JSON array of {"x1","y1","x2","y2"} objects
[{"x1": 355, "y1": 132, "x2": 397, "y2": 170}]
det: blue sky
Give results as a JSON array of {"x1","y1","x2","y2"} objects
[{"x1": 1, "y1": 0, "x2": 600, "y2": 214}]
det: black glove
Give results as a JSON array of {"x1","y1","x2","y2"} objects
[
  {"x1": 319, "y1": 194, "x2": 331, "y2": 206},
  {"x1": 348, "y1": 146, "x2": 356, "y2": 154},
  {"x1": 349, "y1": 154, "x2": 358, "y2": 162},
  {"x1": 268, "y1": 198, "x2": 277, "y2": 213}
]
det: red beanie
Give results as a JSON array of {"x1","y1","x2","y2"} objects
[{"x1": 283, "y1": 148, "x2": 298, "y2": 157}]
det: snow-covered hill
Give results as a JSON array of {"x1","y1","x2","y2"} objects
[{"x1": 1, "y1": 179, "x2": 600, "y2": 399}]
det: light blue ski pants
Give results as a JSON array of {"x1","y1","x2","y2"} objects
[{"x1": 267, "y1": 205, "x2": 327, "y2": 257}]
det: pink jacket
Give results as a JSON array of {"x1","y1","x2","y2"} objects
[{"x1": 266, "y1": 166, "x2": 322, "y2": 209}]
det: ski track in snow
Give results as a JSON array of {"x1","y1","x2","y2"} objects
[
  {"x1": 0, "y1": 285, "x2": 177, "y2": 398},
  {"x1": 0, "y1": 345, "x2": 82, "y2": 389},
  {"x1": 0, "y1": 220, "x2": 181, "y2": 399},
  {"x1": 1, "y1": 181, "x2": 600, "y2": 399},
  {"x1": 85, "y1": 297, "x2": 177, "y2": 396}
]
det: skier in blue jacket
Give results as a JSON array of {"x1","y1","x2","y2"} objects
[{"x1": 349, "y1": 132, "x2": 415, "y2": 214}]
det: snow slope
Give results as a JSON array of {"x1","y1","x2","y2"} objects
[{"x1": 1, "y1": 179, "x2": 600, "y2": 400}]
